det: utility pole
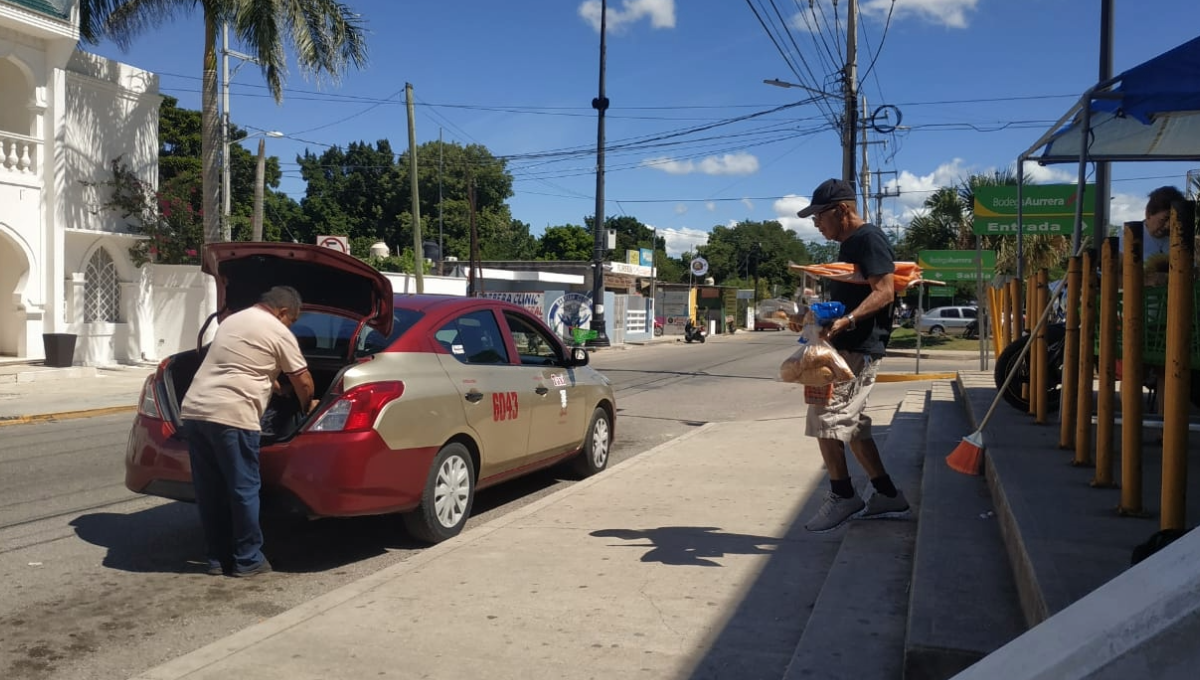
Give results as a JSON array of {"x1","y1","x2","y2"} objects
[
  {"x1": 860, "y1": 93, "x2": 870, "y2": 220},
  {"x1": 438, "y1": 128, "x2": 444, "y2": 276},
  {"x1": 252, "y1": 137, "x2": 265, "y2": 240},
  {"x1": 588, "y1": 0, "x2": 611, "y2": 347},
  {"x1": 1095, "y1": 0, "x2": 1114, "y2": 238},
  {"x1": 221, "y1": 24, "x2": 231, "y2": 241},
  {"x1": 405, "y1": 82, "x2": 423, "y2": 293},
  {"x1": 842, "y1": 0, "x2": 859, "y2": 188},
  {"x1": 467, "y1": 166, "x2": 480, "y2": 297},
  {"x1": 873, "y1": 169, "x2": 899, "y2": 234},
  {"x1": 220, "y1": 23, "x2": 258, "y2": 242}
]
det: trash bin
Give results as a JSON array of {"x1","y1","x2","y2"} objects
[{"x1": 42, "y1": 333, "x2": 77, "y2": 368}]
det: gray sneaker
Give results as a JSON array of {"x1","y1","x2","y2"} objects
[
  {"x1": 805, "y1": 491, "x2": 866, "y2": 533},
  {"x1": 860, "y1": 490, "x2": 911, "y2": 520}
]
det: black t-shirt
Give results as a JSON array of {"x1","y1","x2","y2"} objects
[{"x1": 829, "y1": 222, "x2": 894, "y2": 356}]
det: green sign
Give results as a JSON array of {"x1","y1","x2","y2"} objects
[
  {"x1": 972, "y1": 184, "x2": 1096, "y2": 236},
  {"x1": 571, "y1": 327, "x2": 599, "y2": 344},
  {"x1": 918, "y1": 250, "x2": 995, "y2": 282},
  {"x1": 926, "y1": 285, "x2": 955, "y2": 298}
]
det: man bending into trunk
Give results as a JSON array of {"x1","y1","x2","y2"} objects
[{"x1": 180, "y1": 285, "x2": 316, "y2": 576}]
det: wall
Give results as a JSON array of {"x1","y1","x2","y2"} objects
[
  {"x1": 384, "y1": 273, "x2": 468, "y2": 296},
  {"x1": 144, "y1": 264, "x2": 215, "y2": 361}
]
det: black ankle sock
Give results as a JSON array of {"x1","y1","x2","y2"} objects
[
  {"x1": 871, "y1": 475, "x2": 898, "y2": 498},
  {"x1": 830, "y1": 478, "x2": 855, "y2": 499}
]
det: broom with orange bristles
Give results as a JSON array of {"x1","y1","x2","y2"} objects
[{"x1": 946, "y1": 255, "x2": 1076, "y2": 475}]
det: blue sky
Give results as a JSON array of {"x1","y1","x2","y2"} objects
[{"x1": 86, "y1": 0, "x2": 1200, "y2": 256}]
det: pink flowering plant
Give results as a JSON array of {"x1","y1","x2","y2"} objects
[{"x1": 86, "y1": 159, "x2": 205, "y2": 266}]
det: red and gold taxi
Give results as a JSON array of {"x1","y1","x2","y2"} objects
[{"x1": 126, "y1": 243, "x2": 615, "y2": 543}]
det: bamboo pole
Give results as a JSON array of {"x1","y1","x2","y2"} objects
[
  {"x1": 1001, "y1": 280, "x2": 1012, "y2": 347},
  {"x1": 1027, "y1": 274, "x2": 1037, "y2": 415},
  {"x1": 1160, "y1": 200, "x2": 1195, "y2": 531},
  {"x1": 1074, "y1": 251, "x2": 1096, "y2": 465},
  {"x1": 1119, "y1": 222, "x2": 1146, "y2": 515},
  {"x1": 1060, "y1": 256, "x2": 1081, "y2": 448},
  {"x1": 1035, "y1": 268, "x2": 1050, "y2": 424},
  {"x1": 1093, "y1": 238, "x2": 1119, "y2": 487}
]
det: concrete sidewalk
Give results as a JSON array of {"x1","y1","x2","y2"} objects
[
  {"x1": 0, "y1": 362, "x2": 154, "y2": 424},
  {"x1": 132, "y1": 420, "x2": 850, "y2": 680}
]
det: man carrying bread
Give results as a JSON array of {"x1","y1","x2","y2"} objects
[{"x1": 793, "y1": 178, "x2": 910, "y2": 532}]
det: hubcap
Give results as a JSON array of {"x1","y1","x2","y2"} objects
[
  {"x1": 433, "y1": 455, "x2": 470, "y2": 528},
  {"x1": 591, "y1": 417, "x2": 610, "y2": 468}
]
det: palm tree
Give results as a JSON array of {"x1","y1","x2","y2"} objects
[{"x1": 80, "y1": 0, "x2": 368, "y2": 243}]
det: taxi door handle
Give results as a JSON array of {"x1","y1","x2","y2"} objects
[
  {"x1": 464, "y1": 391, "x2": 484, "y2": 403},
  {"x1": 534, "y1": 386, "x2": 549, "y2": 395}
]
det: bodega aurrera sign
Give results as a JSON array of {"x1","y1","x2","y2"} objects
[{"x1": 972, "y1": 184, "x2": 1095, "y2": 236}]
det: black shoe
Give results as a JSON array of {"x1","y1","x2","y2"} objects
[
  {"x1": 206, "y1": 564, "x2": 226, "y2": 576},
  {"x1": 232, "y1": 559, "x2": 273, "y2": 578}
]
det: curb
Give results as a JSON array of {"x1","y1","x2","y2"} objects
[
  {"x1": 0, "y1": 404, "x2": 137, "y2": 428},
  {"x1": 877, "y1": 372, "x2": 958, "y2": 383}
]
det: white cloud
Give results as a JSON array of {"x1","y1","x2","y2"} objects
[
  {"x1": 792, "y1": 0, "x2": 978, "y2": 33},
  {"x1": 579, "y1": 0, "x2": 675, "y2": 33},
  {"x1": 657, "y1": 226, "x2": 710, "y2": 257},
  {"x1": 741, "y1": 197, "x2": 755, "y2": 211},
  {"x1": 1109, "y1": 192, "x2": 1145, "y2": 227},
  {"x1": 771, "y1": 194, "x2": 825, "y2": 242},
  {"x1": 1019, "y1": 161, "x2": 1077, "y2": 185},
  {"x1": 862, "y1": 0, "x2": 979, "y2": 29},
  {"x1": 705, "y1": 201, "x2": 717, "y2": 212},
  {"x1": 674, "y1": 203, "x2": 688, "y2": 215},
  {"x1": 642, "y1": 152, "x2": 760, "y2": 176}
]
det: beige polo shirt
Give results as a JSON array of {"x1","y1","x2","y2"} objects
[{"x1": 180, "y1": 305, "x2": 309, "y2": 431}]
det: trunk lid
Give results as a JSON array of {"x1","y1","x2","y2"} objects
[{"x1": 203, "y1": 243, "x2": 393, "y2": 336}]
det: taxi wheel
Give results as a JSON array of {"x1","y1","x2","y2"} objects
[
  {"x1": 572, "y1": 407, "x2": 612, "y2": 478},
  {"x1": 403, "y1": 442, "x2": 476, "y2": 544}
]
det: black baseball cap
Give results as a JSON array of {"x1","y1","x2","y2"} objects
[{"x1": 797, "y1": 178, "x2": 856, "y2": 218}]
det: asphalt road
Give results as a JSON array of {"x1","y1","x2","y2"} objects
[{"x1": 0, "y1": 332, "x2": 975, "y2": 680}]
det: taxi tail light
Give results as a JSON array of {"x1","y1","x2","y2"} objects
[
  {"x1": 137, "y1": 374, "x2": 162, "y2": 420},
  {"x1": 310, "y1": 381, "x2": 405, "y2": 433}
]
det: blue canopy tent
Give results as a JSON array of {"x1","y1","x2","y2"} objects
[{"x1": 1015, "y1": 35, "x2": 1200, "y2": 278}]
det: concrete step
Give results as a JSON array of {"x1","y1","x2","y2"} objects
[
  {"x1": 902, "y1": 380, "x2": 1026, "y2": 679},
  {"x1": 782, "y1": 388, "x2": 928, "y2": 680}
]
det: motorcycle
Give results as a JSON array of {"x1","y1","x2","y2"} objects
[
  {"x1": 994, "y1": 323, "x2": 1066, "y2": 412},
  {"x1": 684, "y1": 319, "x2": 707, "y2": 343}
]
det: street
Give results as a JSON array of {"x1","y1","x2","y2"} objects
[{"x1": 0, "y1": 332, "x2": 971, "y2": 680}]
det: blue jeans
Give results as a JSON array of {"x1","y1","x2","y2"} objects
[{"x1": 183, "y1": 419, "x2": 266, "y2": 573}]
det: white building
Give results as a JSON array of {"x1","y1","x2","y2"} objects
[{"x1": 1, "y1": 0, "x2": 161, "y2": 366}]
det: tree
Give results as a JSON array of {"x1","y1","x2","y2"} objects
[
  {"x1": 81, "y1": 0, "x2": 368, "y2": 244},
  {"x1": 537, "y1": 225, "x2": 593, "y2": 261},
  {"x1": 692, "y1": 220, "x2": 813, "y2": 295}
]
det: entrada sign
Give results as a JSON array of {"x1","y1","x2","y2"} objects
[{"x1": 972, "y1": 184, "x2": 1095, "y2": 236}]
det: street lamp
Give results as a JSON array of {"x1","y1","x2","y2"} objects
[
  {"x1": 244, "y1": 129, "x2": 283, "y2": 241},
  {"x1": 762, "y1": 78, "x2": 836, "y2": 99},
  {"x1": 763, "y1": 76, "x2": 857, "y2": 189}
]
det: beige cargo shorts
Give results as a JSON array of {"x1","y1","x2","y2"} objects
[{"x1": 805, "y1": 351, "x2": 882, "y2": 441}]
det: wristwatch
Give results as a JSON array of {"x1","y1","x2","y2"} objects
[{"x1": 844, "y1": 313, "x2": 857, "y2": 330}]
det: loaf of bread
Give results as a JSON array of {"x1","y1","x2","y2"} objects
[{"x1": 779, "y1": 343, "x2": 854, "y2": 386}]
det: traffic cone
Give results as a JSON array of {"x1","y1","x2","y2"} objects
[{"x1": 946, "y1": 431, "x2": 984, "y2": 475}]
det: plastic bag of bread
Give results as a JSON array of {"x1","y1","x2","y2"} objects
[{"x1": 778, "y1": 315, "x2": 855, "y2": 386}]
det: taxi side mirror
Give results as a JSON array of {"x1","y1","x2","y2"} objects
[{"x1": 566, "y1": 346, "x2": 590, "y2": 367}]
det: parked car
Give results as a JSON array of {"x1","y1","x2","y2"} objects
[
  {"x1": 126, "y1": 243, "x2": 616, "y2": 544},
  {"x1": 754, "y1": 298, "x2": 799, "y2": 331},
  {"x1": 916, "y1": 305, "x2": 978, "y2": 336}
]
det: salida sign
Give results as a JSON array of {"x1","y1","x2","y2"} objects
[{"x1": 972, "y1": 184, "x2": 1096, "y2": 236}]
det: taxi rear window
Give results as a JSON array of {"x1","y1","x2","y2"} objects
[{"x1": 293, "y1": 308, "x2": 423, "y2": 357}]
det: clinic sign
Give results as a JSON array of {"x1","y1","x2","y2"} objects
[{"x1": 972, "y1": 184, "x2": 1095, "y2": 236}]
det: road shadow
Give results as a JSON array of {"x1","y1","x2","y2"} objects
[
  {"x1": 69, "y1": 501, "x2": 424, "y2": 575},
  {"x1": 589, "y1": 526, "x2": 779, "y2": 567}
]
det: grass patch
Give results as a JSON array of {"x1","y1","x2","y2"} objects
[{"x1": 888, "y1": 327, "x2": 985, "y2": 352}]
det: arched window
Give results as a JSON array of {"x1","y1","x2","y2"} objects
[{"x1": 84, "y1": 248, "x2": 120, "y2": 322}]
